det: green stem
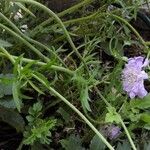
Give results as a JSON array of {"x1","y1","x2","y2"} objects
[
  {"x1": 13, "y1": 0, "x2": 89, "y2": 73},
  {"x1": 0, "y1": 12, "x2": 66, "y2": 67},
  {"x1": 95, "y1": 87, "x2": 137, "y2": 150},
  {"x1": 0, "y1": 47, "x2": 114, "y2": 149},
  {"x1": 50, "y1": 12, "x2": 99, "y2": 29},
  {"x1": 0, "y1": 47, "x2": 135, "y2": 150},
  {"x1": 32, "y1": 73, "x2": 114, "y2": 150},
  {"x1": 0, "y1": 48, "x2": 73, "y2": 75},
  {"x1": 120, "y1": 119, "x2": 137, "y2": 150},
  {"x1": 0, "y1": 23, "x2": 49, "y2": 62},
  {"x1": 83, "y1": 107, "x2": 104, "y2": 125},
  {"x1": 0, "y1": 47, "x2": 15, "y2": 63},
  {"x1": 110, "y1": 14, "x2": 147, "y2": 49},
  {"x1": 30, "y1": 0, "x2": 93, "y2": 35}
]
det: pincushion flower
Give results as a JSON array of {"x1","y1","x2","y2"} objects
[
  {"x1": 107, "y1": 125, "x2": 121, "y2": 140},
  {"x1": 102, "y1": 125, "x2": 121, "y2": 140},
  {"x1": 122, "y1": 56, "x2": 149, "y2": 99}
]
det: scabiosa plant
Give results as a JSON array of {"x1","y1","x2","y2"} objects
[
  {"x1": 122, "y1": 56, "x2": 149, "y2": 99},
  {"x1": 102, "y1": 125, "x2": 121, "y2": 140}
]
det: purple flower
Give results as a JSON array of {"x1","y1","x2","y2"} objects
[
  {"x1": 104, "y1": 125, "x2": 121, "y2": 140},
  {"x1": 122, "y1": 56, "x2": 149, "y2": 99}
]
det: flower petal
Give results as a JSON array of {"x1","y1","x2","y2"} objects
[
  {"x1": 142, "y1": 58, "x2": 149, "y2": 67},
  {"x1": 129, "y1": 92, "x2": 135, "y2": 99},
  {"x1": 139, "y1": 71, "x2": 148, "y2": 79},
  {"x1": 137, "y1": 87, "x2": 148, "y2": 98}
]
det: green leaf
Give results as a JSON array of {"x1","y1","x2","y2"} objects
[
  {"x1": 32, "y1": 72, "x2": 50, "y2": 88},
  {"x1": 144, "y1": 124, "x2": 150, "y2": 130},
  {"x1": 116, "y1": 141, "x2": 131, "y2": 150},
  {"x1": 144, "y1": 142, "x2": 150, "y2": 150},
  {"x1": 12, "y1": 81, "x2": 22, "y2": 112},
  {"x1": 0, "y1": 97, "x2": 16, "y2": 109},
  {"x1": 0, "y1": 106, "x2": 25, "y2": 132},
  {"x1": 105, "y1": 107, "x2": 121, "y2": 124},
  {"x1": 0, "y1": 39, "x2": 13, "y2": 47},
  {"x1": 0, "y1": 74, "x2": 14, "y2": 97},
  {"x1": 57, "y1": 107, "x2": 70, "y2": 122},
  {"x1": 60, "y1": 134, "x2": 84, "y2": 150},
  {"x1": 140, "y1": 113, "x2": 150, "y2": 123},
  {"x1": 32, "y1": 102, "x2": 42, "y2": 113},
  {"x1": 24, "y1": 119, "x2": 56, "y2": 145},
  {"x1": 90, "y1": 135, "x2": 106, "y2": 150},
  {"x1": 28, "y1": 80, "x2": 45, "y2": 95},
  {"x1": 80, "y1": 85, "x2": 91, "y2": 112},
  {"x1": 130, "y1": 94, "x2": 150, "y2": 109}
]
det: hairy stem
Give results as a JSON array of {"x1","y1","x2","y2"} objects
[
  {"x1": 0, "y1": 12, "x2": 66, "y2": 67},
  {"x1": 0, "y1": 23, "x2": 49, "y2": 62},
  {"x1": 0, "y1": 46, "x2": 114, "y2": 150},
  {"x1": 0, "y1": 48, "x2": 73, "y2": 75},
  {"x1": 30, "y1": 0, "x2": 93, "y2": 35},
  {"x1": 32, "y1": 73, "x2": 115, "y2": 150},
  {"x1": 95, "y1": 87, "x2": 137, "y2": 150},
  {"x1": 13, "y1": 0, "x2": 89, "y2": 72}
]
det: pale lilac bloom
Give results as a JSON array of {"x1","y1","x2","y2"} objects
[
  {"x1": 101, "y1": 125, "x2": 121, "y2": 140},
  {"x1": 122, "y1": 56, "x2": 149, "y2": 99},
  {"x1": 106, "y1": 125, "x2": 121, "y2": 140}
]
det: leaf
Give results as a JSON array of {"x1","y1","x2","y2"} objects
[
  {"x1": 0, "y1": 74, "x2": 14, "y2": 97},
  {"x1": 12, "y1": 81, "x2": 22, "y2": 112},
  {"x1": 140, "y1": 113, "x2": 150, "y2": 123},
  {"x1": 0, "y1": 97, "x2": 16, "y2": 109},
  {"x1": 80, "y1": 85, "x2": 91, "y2": 112},
  {"x1": 144, "y1": 124, "x2": 150, "y2": 130},
  {"x1": 0, "y1": 39, "x2": 13, "y2": 47},
  {"x1": 32, "y1": 72, "x2": 50, "y2": 88},
  {"x1": 57, "y1": 107, "x2": 70, "y2": 122},
  {"x1": 116, "y1": 141, "x2": 131, "y2": 150},
  {"x1": 89, "y1": 135, "x2": 106, "y2": 150},
  {"x1": 28, "y1": 80, "x2": 45, "y2": 95},
  {"x1": 24, "y1": 119, "x2": 56, "y2": 145},
  {"x1": 144, "y1": 142, "x2": 150, "y2": 150},
  {"x1": 32, "y1": 102, "x2": 42, "y2": 113},
  {"x1": 130, "y1": 94, "x2": 150, "y2": 109},
  {"x1": 60, "y1": 134, "x2": 84, "y2": 150},
  {"x1": 105, "y1": 107, "x2": 121, "y2": 124},
  {"x1": 0, "y1": 106, "x2": 25, "y2": 132}
]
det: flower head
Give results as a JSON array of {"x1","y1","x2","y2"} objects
[
  {"x1": 122, "y1": 56, "x2": 149, "y2": 99},
  {"x1": 108, "y1": 125, "x2": 121, "y2": 139},
  {"x1": 103, "y1": 125, "x2": 121, "y2": 140}
]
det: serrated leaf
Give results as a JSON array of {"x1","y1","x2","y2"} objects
[
  {"x1": 0, "y1": 39, "x2": 13, "y2": 47},
  {"x1": 105, "y1": 107, "x2": 121, "y2": 124},
  {"x1": 0, "y1": 106, "x2": 25, "y2": 132},
  {"x1": 60, "y1": 134, "x2": 84, "y2": 150},
  {"x1": 90, "y1": 135, "x2": 105, "y2": 150}
]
